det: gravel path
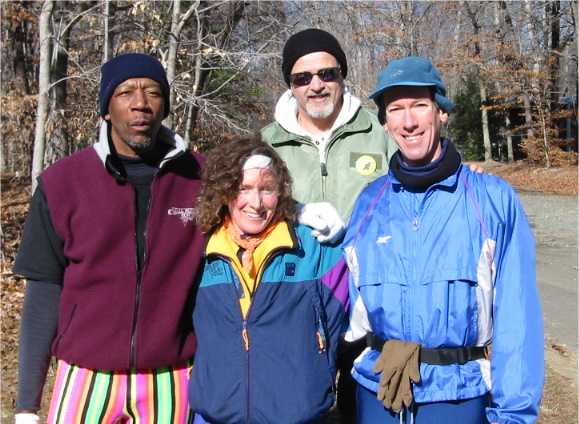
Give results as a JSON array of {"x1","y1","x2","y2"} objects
[{"x1": 518, "y1": 191, "x2": 578, "y2": 352}]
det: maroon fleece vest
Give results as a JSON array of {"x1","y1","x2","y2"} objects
[{"x1": 41, "y1": 147, "x2": 205, "y2": 370}]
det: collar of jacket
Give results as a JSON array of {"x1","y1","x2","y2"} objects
[
  {"x1": 273, "y1": 87, "x2": 361, "y2": 136},
  {"x1": 93, "y1": 120, "x2": 188, "y2": 179},
  {"x1": 388, "y1": 140, "x2": 463, "y2": 192},
  {"x1": 268, "y1": 106, "x2": 373, "y2": 146},
  {"x1": 205, "y1": 220, "x2": 299, "y2": 261}
]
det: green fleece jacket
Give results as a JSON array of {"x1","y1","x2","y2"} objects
[{"x1": 262, "y1": 103, "x2": 397, "y2": 220}]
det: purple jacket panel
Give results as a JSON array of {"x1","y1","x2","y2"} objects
[{"x1": 41, "y1": 147, "x2": 205, "y2": 370}]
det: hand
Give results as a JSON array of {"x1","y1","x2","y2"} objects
[
  {"x1": 15, "y1": 413, "x2": 40, "y2": 424},
  {"x1": 297, "y1": 202, "x2": 345, "y2": 243},
  {"x1": 468, "y1": 163, "x2": 485, "y2": 174}
]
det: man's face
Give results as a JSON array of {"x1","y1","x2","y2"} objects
[
  {"x1": 290, "y1": 52, "x2": 344, "y2": 123},
  {"x1": 382, "y1": 86, "x2": 448, "y2": 166},
  {"x1": 105, "y1": 77, "x2": 165, "y2": 156}
]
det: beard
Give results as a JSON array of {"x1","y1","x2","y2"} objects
[
  {"x1": 123, "y1": 136, "x2": 154, "y2": 154},
  {"x1": 305, "y1": 100, "x2": 336, "y2": 120}
]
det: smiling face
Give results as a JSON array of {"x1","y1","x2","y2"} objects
[
  {"x1": 382, "y1": 86, "x2": 448, "y2": 166},
  {"x1": 105, "y1": 77, "x2": 165, "y2": 156},
  {"x1": 228, "y1": 168, "x2": 280, "y2": 236},
  {"x1": 290, "y1": 52, "x2": 344, "y2": 126}
]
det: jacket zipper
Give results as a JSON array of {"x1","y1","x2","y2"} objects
[
  {"x1": 211, "y1": 241, "x2": 294, "y2": 424},
  {"x1": 244, "y1": 244, "x2": 295, "y2": 423},
  {"x1": 320, "y1": 162, "x2": 328, "y2": 199},
  {"x1": 129, "y1": 175, "x2": 156, "y2": 368},
  {"x1": 317, "y1": 130, "x2": 345, "y2": 201}
]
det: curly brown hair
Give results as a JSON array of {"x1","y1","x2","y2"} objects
[{"x1": 196, "y1": 136, "x2": 296, "y2": 233}]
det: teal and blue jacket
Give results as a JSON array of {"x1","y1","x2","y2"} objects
[
  {"x1": 344, "y1": 165, "x2": 544, "y2": 424},
  {"x1": 189, "y1": 222, "x2": 349, "y2": 424}
]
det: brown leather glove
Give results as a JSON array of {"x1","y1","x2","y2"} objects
[{"x1": 373, "y1": 340, "x2": 421, "y2": 412}]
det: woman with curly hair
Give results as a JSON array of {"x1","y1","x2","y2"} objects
[{"x1": 188, "y1": 137, "x2": 349, "y2": 424}]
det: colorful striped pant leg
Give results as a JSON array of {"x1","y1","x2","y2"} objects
[{"x1": 47, "y1": 360, "x2": 193, "y2": 424}]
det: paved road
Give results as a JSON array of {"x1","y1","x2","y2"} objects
[{"x1": 519, "y1": 192, "x2": 578, "y2": 352}]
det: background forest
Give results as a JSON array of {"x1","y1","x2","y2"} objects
[{"x1": 1, "y1": 0, "x2": 577, "y2": 187}]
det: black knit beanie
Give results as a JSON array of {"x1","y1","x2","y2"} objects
[
  {"x1": 99, "y1": 53, "x2": 170, "y2": 118},
  {"x1": 282, "y1": 29, "x2": 348, "y2": 86}
]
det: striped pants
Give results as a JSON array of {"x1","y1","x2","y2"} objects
[{"x1": 47, "y1": 360, "x2": 193, "y2": 424}]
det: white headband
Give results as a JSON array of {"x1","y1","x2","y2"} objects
[{"x1": 243, "y1": 154, "x2": 272, "y2": 170}]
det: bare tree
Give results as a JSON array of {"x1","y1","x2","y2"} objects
[
  {"x1": 165, "y1": 0, "x2": 199, "y2": 129},
  {"x1": 102, "y1": 0, "x2": 115, "y2": 62},
  {"x1": 31, "y1": 0, "x2": 54, "y2": 192},
  {"x1": 463, "y1": 1, "x2": 492, "y2": 161},
  {"x1": 44, "y1": 2, "x2": 99, "y2": 166}
]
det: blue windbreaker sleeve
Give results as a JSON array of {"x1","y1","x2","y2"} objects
[{"x1": 485, "y1": 187, "x2": 544, "y2": 424}]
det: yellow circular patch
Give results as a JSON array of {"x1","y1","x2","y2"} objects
[{"x1": 355, "y1": 155, "x2": 377, "y2": 176}]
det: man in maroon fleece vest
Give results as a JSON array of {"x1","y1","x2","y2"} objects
[{"x1": 14, "y1": 54, "x2": 204, "y2": 423}]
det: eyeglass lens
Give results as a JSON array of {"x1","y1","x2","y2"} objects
[{"x1": 290, "y1": 68, "x2": 340, "y2": 87}]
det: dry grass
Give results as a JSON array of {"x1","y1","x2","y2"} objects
[{"x1": 470, "y1": 161, "x2": 578, "y2": 196}]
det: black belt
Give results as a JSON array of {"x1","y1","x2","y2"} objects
[{"x1": 366, "y1": 333, "x2": 487, "y2": 366}]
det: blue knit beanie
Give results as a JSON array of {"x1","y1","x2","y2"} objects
[
  {"x1": 99, "y1": 53, "x2": 170, "y2": 118},
  {"x1": 369, "y1": 56, "x2": 454, "y2": 113}
]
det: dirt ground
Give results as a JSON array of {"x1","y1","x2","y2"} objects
[
  {"x1": 469, "y1": 160, "x2": 578, "y2": 196},
  {"x1": 1, "y1": 161, "x2": 578, "y2": 423}
]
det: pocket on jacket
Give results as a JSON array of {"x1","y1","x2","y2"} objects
[{"x1": 306, "y1": 284, "x2": 336, "y2": 392}]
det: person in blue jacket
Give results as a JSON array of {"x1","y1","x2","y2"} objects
[
  {"x1": 188, "y1": 137, "x2": 349, "y2": 423},
  {"x1": 343, "y1": 57, "x2": 544, "y2": 424}
]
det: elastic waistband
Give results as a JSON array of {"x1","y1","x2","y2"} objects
[{"x1": 366, "y1": 333, "x2": 488, "y2": 365}]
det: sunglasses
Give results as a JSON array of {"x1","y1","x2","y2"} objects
[{"x1": 289, "y1": 67, "x2": 341, "y2": 87}]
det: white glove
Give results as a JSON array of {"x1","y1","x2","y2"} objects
[
  {"x1": 15, "y1": 413, "x2": 40, "y2": 424},
  {"x1": 297, "y1": 202, "x2": 345, "y2": 244}
]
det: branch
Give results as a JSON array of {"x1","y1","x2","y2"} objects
[
  {"x1": 45, "y1": 67, "x2": 101, "y2": 92},
  {"x1": 59, "y1": 2, "x2": 100, "y2": 39},
  {"x1": 199, "y1": 1, "x2": 231, "y2": 15},
  {"x1": 176, "y1": 0, "x2": 201, "y2": 36}
]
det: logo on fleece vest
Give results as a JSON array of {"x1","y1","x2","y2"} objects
[{"x1": 168, "y1": 207, "x2": 194, "y2": 225}]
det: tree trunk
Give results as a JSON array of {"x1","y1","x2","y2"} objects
[
  {"x1": 185, "y1": 1, "x2": 245, "y2": 141},
  {"x1": 31, "y1": 0, "x2": 54, "y2": 193},
  {"x1": 480, "y1": 84, "x2": 492, "y2": 161},
  {"x1": 505, "y1": 115, "x2": 514, "y2": 162},
  {"x1": 166, "y1": 0, "x2": 200, "y2": 130},
  {"x1": 538, "y1": 105, "x2": 551, "y2": 168},
  {"x1": 548, "y1": 0, "x2": 561, "y2": 110},
  {"x1": 103, "y1": 0, "x2": 115, "y2": 62},
  {"x1": 45, "y1": 1, "x2": 97, "y2": 165},
  {"x1": 166, "y1": 0, "x2": 182, "y2": 130},
  {"x1": 463, "y1": 2, "x2": 492, "y2": 161},
  {"x1": 522, "y1": 93, "x2": 535, "y2": 140},
  {"x1": 45, "y1": 13, "x2": 71, "y2": 166},
  {"x1": 13, "y1": 9, "x2": 31, "y2": 94}
]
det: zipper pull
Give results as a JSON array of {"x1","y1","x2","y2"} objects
[
  {"x1": 242, "y1": 321, "x2": 249, "y2": 351},
  {"x1": 320, "y1": 162, "x2": 328, "y2": 177},
  {"x1": 316, "y1": 320, "x2": 326, "y2": 353},
  {"x1": 412, "y1": 217, "x2": 420, "y2": 231}
]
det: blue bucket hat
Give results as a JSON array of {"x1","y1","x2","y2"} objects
[{"x1": 369, "y1": 56, "x2": 454, "y2": 113}]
